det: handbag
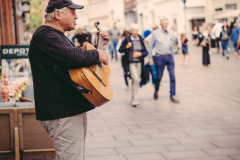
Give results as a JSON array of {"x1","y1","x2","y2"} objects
[{"x1": 199, "y1": 38, "x2": 207, "y2": 47}]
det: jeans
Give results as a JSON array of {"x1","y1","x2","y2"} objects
[
  {"x1": 221, "y1": 40, "x2": 229, "y2": 56},
  {"x1": 154, "y1": 55, "x2": 176, "y2": 97},
  {"x1": 129, "y1": 62, "x2": 141, "y2": 103},
  {"x1": 41, "y1": 113, "x2": 87, "y2": 160},
  {"x1": 234, "y1": 43, "x2": 237, "y2": 52},
  {"x1": 110, "y1": 41, "x2": 118, "y2": 60}
]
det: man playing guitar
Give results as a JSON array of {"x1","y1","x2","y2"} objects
[{"x1": 28, "y1": 0, "x2": 110, "y2": 159}]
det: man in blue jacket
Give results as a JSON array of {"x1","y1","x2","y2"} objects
[{"x1": 148, "y1": 19, "x2": 179, "y2": 103}]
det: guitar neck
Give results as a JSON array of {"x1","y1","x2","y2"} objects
[
  {"x1": 95, "y1": 21, "x2": 104, "y2": 50},
  {"x1": 97, "y1": 33, "x2": 104, "y2": 50}
]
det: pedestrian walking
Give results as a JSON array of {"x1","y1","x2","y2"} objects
[
  {"x1": 108, "y1": 23, "x2": 120, "y2": 61},
  {"x1": 198, "y1": 24, "x2": 211, "y2": 67},
  {"x1": 118, "y1": 30, "x2": 131, "y2": 90},
  {"x1": 210, "y1": 24, "x2": 216, "y2": 50},
  {"x1": 28, "y1": 0, "x2": 110, "y2": 159},
  {"x1": 237, "y1": 27, "x2": 240, "y2": 59},
  {"x1": 145, "y1": 26, "x2": 159, "y2": 51},
  {"x1": 180, "y1": 33, "x2": 189, "y2": 66},
  {"x1": 236, "y1": 14, "x2": 240, "y2": 29},
  {"x1": 72, "y1": 28, "x2": 87, "y2": 47},
  {"x1": 83, "y1": 28, "x2": 92, "y2": 44},
  {"x1": 192, "y1": 26, "x2": 198, "y2": 45},
  {"x1": 119, "y1": 23, "x2": 148, "y2": 107},
  {"x1": 171, "y1": 26, "x2": 179, "y2": 54},
  {"x1": 148, "y1": 18, "x2": 180, "y2": 103},
  {"x1": 212, "y1": 21, "x2": 223, "y2": 54},
  {"x1": 220, "y1": 21, "x2": 230, "y2": 59},
  {"x1": 230, "y1": 23, "x2": 239, "y2": 57}
]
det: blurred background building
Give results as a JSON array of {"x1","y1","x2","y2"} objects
[
  {"x1": 124, "y1": 0, "x2": 138, "y2": 30},
  {"x1": 1, "y1": 0, "x2": 240, "y2": 46},
  {"x1": 0, "y1": 0, "x2": 25, "y2": 45},
  {"x1": 206, "y1": 0, "x2": 240, "y2": 23}
]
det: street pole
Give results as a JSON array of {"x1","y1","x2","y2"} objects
[
  {"x1": 181, "y1": 0, "x2": 187, "y2": 35},
  {"x1": 184, "y1": 3, "x2": 186, "y2": 34}
]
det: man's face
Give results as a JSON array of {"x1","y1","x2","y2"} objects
[
  {"x1": 131, "y1": 29, "x2": 138, "y2": 38},
  {"x1": 161, "y1": 19, "x2": 168, "y2": 31},
  {"x1": 113, "y1": 23, "x2": 116, "y2": 28},
  {"x1": 223, "y1": 21, "x2": 227, "y2": 27},
  {"x1": 60, "y1": 8, "x2": 78, "y2": 31}
]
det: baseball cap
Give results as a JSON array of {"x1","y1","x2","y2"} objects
[{"x1": 46, "y1": 0, "x2": 84, "y2": 13}]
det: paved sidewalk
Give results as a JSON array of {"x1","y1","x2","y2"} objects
[
  {"x1": 2, "y1": 46, "x2": 239, "y2": 160},
  {"x1": 85, "y1": 46, "x2": 240, "y2": 160}
]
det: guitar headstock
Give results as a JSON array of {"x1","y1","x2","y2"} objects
[
  {"x1": 94, "y1": 21, "x2": 100, "y2": 31},
  {"x1": 94, "y1": 21, "x2": 103, "y2": 50}
]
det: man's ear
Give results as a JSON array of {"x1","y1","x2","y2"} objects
[{"x1": 54, "y1": 10, "x2": 61, "y2": 20}]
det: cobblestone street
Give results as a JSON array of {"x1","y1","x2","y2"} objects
[
  {"x1": 2, "y1": 45, "x2": 240, "y2": 160},
  {"x1": 85, "y1": 45, "x2": 240, "y2": 160}
]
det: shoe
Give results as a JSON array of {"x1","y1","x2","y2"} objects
[
  {"x1": 126, "y1": 85, "x2": 130, "y2": 91},
  {"x1": 170, "y1": 96, "x2": 180, "y2": 103},
  {"x1": 227, "y1": 56, "x2": 229, "y2": 60},
  {"x1": 154, "y1": 91, "x2": 158, "y2": 100},
  {"x1": 132, "y1": 100, "x2": 140, "y2": 107}
]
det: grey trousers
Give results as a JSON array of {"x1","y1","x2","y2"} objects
[
  {"x1": 40, "y1": 113, "x2": 87, "y2": 160},
  {"x1": 129, "y1": 62, "x2": 141, "y2": 103}
]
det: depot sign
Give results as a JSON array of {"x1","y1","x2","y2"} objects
[{"x1": 1, "y1": 45, "x2": 29, "y2": 59}]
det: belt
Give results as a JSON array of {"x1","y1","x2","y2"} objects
[{"x1": 154, "y1": 54, "x2": 172, "y2": 57}]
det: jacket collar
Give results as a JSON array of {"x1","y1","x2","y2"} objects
[
  {"x1": 130, "y1": 35, "x2": 140, "y2": 41},
  {"x1": 161, "y1": 29, "x2": 168, "y2": 34}
]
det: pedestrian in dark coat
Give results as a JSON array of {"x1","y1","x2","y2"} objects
[
  {"x1": 119, "y1": 23, "x2": 148, "y2": 106},
  {"x1": 198, "y1": 24, "x2": 211, "y2": 67},
  {"x1": 119, "y1": 30, "x2": 131, "y2": 90}
]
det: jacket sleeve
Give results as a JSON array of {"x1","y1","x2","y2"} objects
[
  {"x1": 141, "y1": 49, "x2": 148, "y2": 58},
  {"x1": 41, "y1": 31, "x2": 99, "y2": 70},
  {"x1": 148, "y1": 33, "x2": 156, "y2": 62},
  {"x1": 119, "y1": 38, "x2": 128, "y2": 53},
  {"x1": 141, "y1": 39, "x2": 148, "y2": 58}
]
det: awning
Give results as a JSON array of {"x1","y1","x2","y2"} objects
[{"x1": 213, "y1": 9, "x2": 240, "y2": 19}]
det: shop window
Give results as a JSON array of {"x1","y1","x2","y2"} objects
[
  {"x1": 215, "y1": 8, "x2": 223, "y2": 11},
  {"x1": 225, "y1": 4, "x2": 236, "y2": 9}
]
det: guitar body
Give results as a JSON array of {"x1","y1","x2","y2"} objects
[{"x1": 68, "y1": 43, "x2": 113, "y2": 107}]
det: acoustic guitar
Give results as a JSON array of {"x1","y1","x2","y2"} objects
[{"x1": 68, "y1": 22, "x2": 113, "y2": 107}]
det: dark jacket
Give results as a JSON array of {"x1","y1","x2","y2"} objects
[
  {"x1": 119, "y1": 34, "x2": 148, "y2": 84},
  {"x1": 219, "y1": 27, "x2": 230, "y2": 41},
  {"x1": 29, "y1": 25, "x2": 99, "y2": 120},
  {"x1": 72, "y1": 33, "x2": 86, "y2": 46}
]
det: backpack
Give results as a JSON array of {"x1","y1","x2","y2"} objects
[{"x1": 221, "y1": 30, "x2": 228, "y2": 41}]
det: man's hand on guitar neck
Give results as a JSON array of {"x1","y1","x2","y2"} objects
[
  {"x1": 96, "y1": 30, "x2": 110, "y2": 46},
  {"x1": 97, "y1": 49, "x2": 109, "y2": 65}
]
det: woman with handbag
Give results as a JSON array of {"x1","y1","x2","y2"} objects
[{"x1": 198, "y1": 24, "x2": 211, "y2": 67}]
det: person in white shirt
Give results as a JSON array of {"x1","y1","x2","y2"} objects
[
  {"x1": 210, "y1": 24, "x2": 216, "y2": 50},
  {"x1": 212, "y1": 21, "x2": 223, "y2": 53}
]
